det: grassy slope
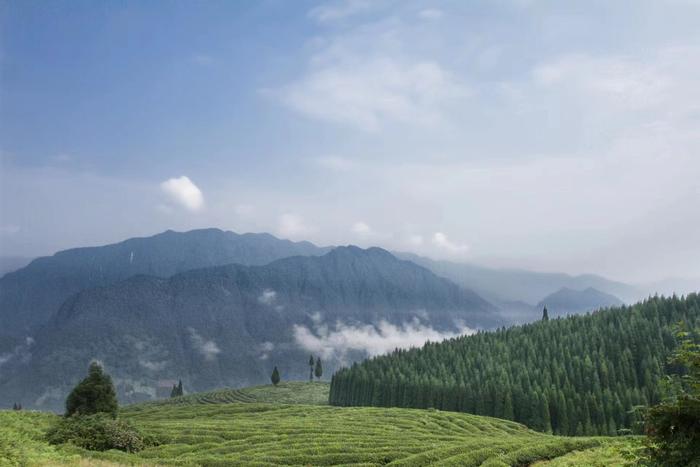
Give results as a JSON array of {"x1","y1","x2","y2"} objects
[
  {"x1": 1, "y1": 383, "x2": 637, "y2": 466},
  {"x1": 532, "y1": 440, "x2": 643, "y2": 466},
  {"x1": 127, "y1": 381, "x2": 330, "y2": 408}
]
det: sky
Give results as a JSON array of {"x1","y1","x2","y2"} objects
[{"x1": 1, "y1": 0, "x2": 699, "y2": 283}]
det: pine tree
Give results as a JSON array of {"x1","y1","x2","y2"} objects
[
  {"x1": 12, "y1": 403, "x2": 17, "y2": 410},
  {"x1": 177, "y1": 380, "x2": 183, "y2": 396},
  {"x1": 170, "y1": 384, "x2": 178, "y2": 398},
  {"x1": 315, "y1": 357, "x2": 323, "y2": 381},
  {"x1": 542, "y1": 306, "x2": 549, "y2": 321},
  {"x1": 309, "y1": 355, "x2": 315, "y2": 382},
  {"x1": 65, "y1": 361, "x2": 118, "y2": 417},
  {"x1": 271, "y1": 366, "x2": 280, "y2": 386}
]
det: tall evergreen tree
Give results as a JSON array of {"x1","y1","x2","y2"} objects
[
  {"x1": 542, "y1": 306, "x2": 549, "y2": 321},
  {"x1": 271, "y1": 366, "x2": 280, "y2": 386},
  {"x1": 177, "y1": 380, "x2": 183, "y2": 396},
  {"x1": 65, "y1": 361, "x2": 118, "y2": 418},
  {"x1": 309, "y1": 355, "x2": 315, "y2": 382},
  {"x1": 170, "y1": 384, "x2": 178, "y2": 398},
  {"x1": 315, "y1": 357, "x2": 323, "y2": 381}
]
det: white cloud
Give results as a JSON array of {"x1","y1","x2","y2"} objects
[
  {"x1": 0, "y1": 225, "x2": 20, "y2": 235},
  {"x1": 351, "y1": 221, "x2": 372, "y2": 236},
  {"x1": 308, "y1": 0, "x2": 373, "y2": 22},
  {"x1": 293, "y1": 318, "x2": 475, "y2": 361},
  {"x1": 407, "y1": 234, "x2": 424, "y2": 246},
  {"x1": 277, "y1": 213, "x2": 315, "y2": 238},
  {"x1": 282, "y1": 57, "x2": 469, "y2": 131},
  {"x1": 258, "y1": 289, "x2": 277, "y2": 305},
  {"x1": 418, "y1": 9, "x2": 443, "y2": 20},
  {"x1": 191, "y1": 54, "x2": 214, "y2": 65},
  {"x1": 432, "y1": 232, "x2": 469, "y2": 254},
  {"x1": 258, "y1": 341, "x2": 275, "y2": 360},
  {"x1": 160, "y1": 176, "x2": 204, "y2": 212},
  {"x1": 233, "y1": 204, "x2": 255, "y2": 216},
  {"x1": 313, "y1": 155, "x2": 354, "y2": 172},
  {"x1": 187, "y1": 327, "x2": 221, "y2": 361}
]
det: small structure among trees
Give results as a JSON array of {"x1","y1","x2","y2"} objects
[{"x1": 65, "y1": 361, "x2": 118, "y2": 418}]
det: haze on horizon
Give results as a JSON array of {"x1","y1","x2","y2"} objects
[{"x1": 1, "y1": 0, "x2": 699, "y2": 285}]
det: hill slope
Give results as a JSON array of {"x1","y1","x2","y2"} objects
[
  {"x1": 130, "y1": 381, "x2": 330, "y2": 407},
  {"x1": 330, "y1": 294, "x2": 700, "y2": 436},
  {"x1": 0, "y1": 247, "x2": 499, "y2": 410},
  {"x1": 1, "y1": 403, "x2": 609, "y2": 466},
  {"x1": 0, "y1": 228, "x2": 331, "y2": 337},
  {"x1": 538, "y1": 287, "x2": 623, "y2": 318}
]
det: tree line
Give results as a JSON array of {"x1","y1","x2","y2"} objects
[
  {"x1": 270, "y1": 355, "x2": 323, "y2": 386},
  {"x1": 329, "y1": 294, "x2": 700, "y2": 436}
]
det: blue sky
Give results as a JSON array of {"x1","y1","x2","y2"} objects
[{"x1": 2, "y1": 0, "x2": 700, "y2": 283}]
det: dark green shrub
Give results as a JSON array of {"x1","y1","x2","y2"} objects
[{"x1": 46, "y1": 413, "x2": 154, "y2": 453}]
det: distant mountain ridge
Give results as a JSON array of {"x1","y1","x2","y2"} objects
[
  {"x1": 395, "y1": 252, "x2": 640, "y2": 308},
  {"x1": 0, "y1": 246, "x2": 499, "y2": 411},
  {"x1": 537, "y1": 287, "x2": 624, "y2": 318},
  {"x1": 0, "y1": 228, "x2": 332, "y2": 336}
]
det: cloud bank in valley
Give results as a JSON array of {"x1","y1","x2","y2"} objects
[{"x1": 293, "y1": 317, "x2": 475, "y2": 362}]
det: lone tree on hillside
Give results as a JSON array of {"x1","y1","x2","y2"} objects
[
  {"x1": 271, "y1": 366, "x2": 280, "y2": 386},
  {"x1": 65, "y1": 361, "x2": 118, "y2": 418},
  {"x1": 309, "y1": 355, "x2": 315, "y2": 382},
  {"x1": 542, "y1": 306, "x2": 549, "y2": 321},
  {"x1": 314, "y1": 357, "x2": 323, "y2": 381}
]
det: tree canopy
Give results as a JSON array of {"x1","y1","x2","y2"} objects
[
  {"x1": 330, "y1": 294, "x2": 700, "y2": 436},
  {"x1": 65, "y1": 362, "x2": 118, "y2": 418}
]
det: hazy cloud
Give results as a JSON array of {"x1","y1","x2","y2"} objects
[
  {"x1": 432, "y1": 232, "x2": 469, "y2": 255},
  {"x1": 258, "y1": 289, "x2": 277, "y2": 305},
  {"x1": 187, "y1": 327, "x2": 221, "y2": 361},
  {"x1": 309, "y1": 0, "x2": 373, "y2": 22},
  {"x1": 160, "y1": 176, "x2": 204, "y2": 212},
  {"x1": 278, "y1": 213, "x2": 315, "y2": 238},
  {"x1": 282, "y1": 57, "x2": 469, "y2": 131},
  {"x1": 313, "y1": 155, "x2": 355, "y2": 172},
  {"x1": 418, "y1": 9, "x2": 443, "y2": 20},
  {"x1": 293, "y1": 318, "x2": 475, "y2": 361},
  {"x1": 351, "y1": 221, "x2": 372, "y2": 236}
]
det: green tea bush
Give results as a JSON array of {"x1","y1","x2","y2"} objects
[{"x1": 46, "y1": 413, "x2": 154, "y2": 453}]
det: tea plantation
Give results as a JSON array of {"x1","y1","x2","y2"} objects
[{"x1": 1, "y1": 382, "x2": 636, "y2": 466}]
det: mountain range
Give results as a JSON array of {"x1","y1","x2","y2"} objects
[
  {"x1": 0, "y1": 228, "x2": 650, "y2": 410},
  {"x1": 0, "y1": 245, "x2": 497, "y2": 410},
  {"x1": 0, "y1": 228, "x2": 331, "y2": 338}
]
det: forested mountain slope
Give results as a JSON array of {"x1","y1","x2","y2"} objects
[
  {"x1": 0, "y1": 246, "x2": 499, "y2": 411},
  {"x1": 0, "y1": 228, "x2": 330, "y2": 337},
  {"x1": 330, "y1": 294, "x2": 700, "y2": 436}
]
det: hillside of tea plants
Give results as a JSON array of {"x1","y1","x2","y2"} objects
[
  {"x1": 127, "y1": 381, "x2": 331, "y2": 409},
  {"x1": 2, "y1": 395, "x2": 636, "y2": 466}
]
